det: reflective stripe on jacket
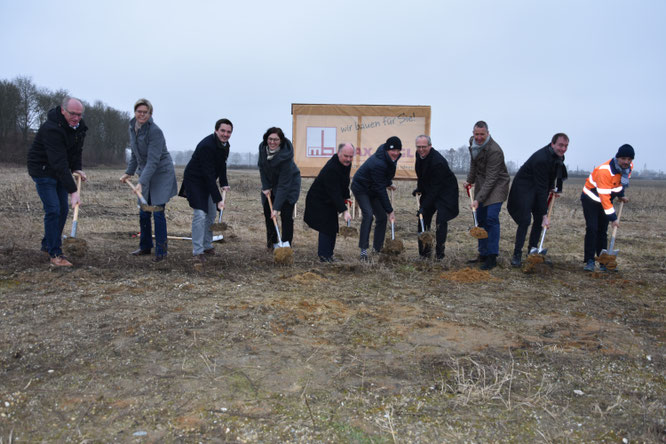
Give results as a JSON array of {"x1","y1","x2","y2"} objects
[{"x1": 583, "y1": 159, "x2": 632, "y2": 219}]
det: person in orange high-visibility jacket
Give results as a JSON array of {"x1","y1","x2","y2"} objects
[{"x1": 581, "y1": 144, "x2": 635, "y2": 271}]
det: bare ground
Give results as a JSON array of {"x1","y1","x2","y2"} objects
[{"x1": 0, "y1": 167, "x2": 664, "y2": 443}]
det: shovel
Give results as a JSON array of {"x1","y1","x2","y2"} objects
[
  {"x1": 527, "y1": 192, "x2": 556, "y2": 265},
  {"x1": 267, "y1": 195, "x2": 293, "y2": 265},
  {"x1": 415, "y1": 193, "x2": 434, "y2": 250},
  {"x1": 63, "y1": 173, "x2": 88, "y2": 257},
  {"x1": 597, "y1": 201, "x2": 624, "y2": 270},
  {"x1": 339, "y1": 217, "x2": 358, "y2": 238},
  {"x1": 382, "y1": 220, "x2": 404, "y2": 256},
  {"x1": 465, "y1": 184, "x2": 488, "y2": 239},
  {"x1": 124, "y1": 179, "x2": 164, "y2": 212},
  {"x1": 210, "y1": 189, "x2": 229, "y2": 232}
]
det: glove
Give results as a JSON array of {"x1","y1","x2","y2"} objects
[{"x1": 412, "y1": 189, "x2": 421, "y2": 197}]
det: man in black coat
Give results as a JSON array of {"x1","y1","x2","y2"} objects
[
  {"x1": 304, "y1": 143, "x2": 354, "y2": 262},
  {"x1": 27, "y1": 97, "x2": 88, "y2": 267},
  {"x1": 178, "y1": 118, "x2": 232, "y2": 261},
  {"x1": 507, "y1": 133, "x2": 569, "y2": 266},
  {"x1": 413, "y1": 135, "x2": 459, "y2": 260}
]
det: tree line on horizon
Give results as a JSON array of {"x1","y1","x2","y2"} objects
[{"x1": 0, "y1": 76, "x2": 128, "y2": 166}]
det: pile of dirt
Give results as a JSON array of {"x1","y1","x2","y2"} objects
[
  {"x1": 439, "y1": 267, "x2": 499, "y2": 283},
  {"x1": 274, "y1": 247, "x2": 294, "y2": 265},
  {"x1": 210, "y1": 222, "x2": 229, "y2": 232},
  {"x1": 469, "y1": 226, "x2": 488, "y2": 239},
  {"x1": 418, "y1": 231, "x2": 435, "y2": 248},
  {"x1": 287, "y1": 271, "x2": 328, "y2": 284}
]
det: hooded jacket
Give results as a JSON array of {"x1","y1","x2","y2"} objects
[
  {"x1": 351, "y1": 143, "x2": 400, "y2": 213},
  {"x1": 304, "y1": 153, "x2": 351, "y2": 236},
  {"x1": 179, "y1": 133, "x2": 229, "y2": 211},
  {"x1": 257, "y1": 138, "x2": 301, "y2": 211},
  {"x1": 27, "y1": 106, "x2": 87, "y2": 193}
]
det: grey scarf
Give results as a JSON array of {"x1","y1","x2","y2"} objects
[
  {"x1": 613, "y1": 157, "x2": 631, "y2": 188},
  {"x1": 470, "y1": 136, "x2": 490, "y2": 160},
  {"x1": 266, "y1": 145, "x2": 280, "y2": 160}
]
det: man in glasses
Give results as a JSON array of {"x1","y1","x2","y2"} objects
[
  {"x1": 28, "y1": 96, "x2": 88, "y2": 267},
  {"x1": 412, "y1": 135, "x2": 459, "y2": 260}
]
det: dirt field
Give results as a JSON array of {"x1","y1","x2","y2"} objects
[{"x1": 0, "y1": 166, "x2": 664, "y2": 443}]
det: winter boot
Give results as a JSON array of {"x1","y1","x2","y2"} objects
[
  {"x1": 511, "y1": 252, "x2": 522, "y2": 267},
  {"x1": 480, "y1": 254, "x2": 497, "y2": 270}
]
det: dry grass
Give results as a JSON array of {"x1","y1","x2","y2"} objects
[{"x1": 0, "y1": 166, "x2": 664, "y2": 442}]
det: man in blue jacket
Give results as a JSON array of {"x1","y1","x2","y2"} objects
[
  {"x1": 27, "y1": 97, "x2": 88, "y2": 267},
  {"x1": 351, "y1": 136, "x2": 402, "y2": 261}
]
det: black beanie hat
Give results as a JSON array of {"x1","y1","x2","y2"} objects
[
  {"x1": 615, "y1": 144, "x2": 635, "y2": 159},
  {"x1": 385, "y1": 136, "x2": 402, "y2": 151}
]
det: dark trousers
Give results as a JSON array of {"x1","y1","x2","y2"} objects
[
  {"x1": 33, "y1": 176, "x2": 69, "y2": 258},
  {"x1": 318, "y1": 231, "x2": 337, "y2": 259},
  {"x1": 354, "y1": 192, "x2": 387, "y2": 252},
  {"x1": 581, "y1": 193, "x2": 609, "y2": 262},
  {"x1": 263, "y1": 197, "x2": 294, "y2": 245},
  {"x1": 139, "y1": 200, "x2": 168, "y2": 256},
  {"x1": 418, "y1": 207, "x2": 447, "y2": 257},
  {"x1": 512, "y1": 199, "x2": 543, "y2": 255}
]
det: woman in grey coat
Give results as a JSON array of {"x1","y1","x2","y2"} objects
[{"x1": 120, "y1": 98, "x2": 178, "y2": 262}]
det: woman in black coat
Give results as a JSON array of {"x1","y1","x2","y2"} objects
[
  {"x1": 178, "y1": 119, "x2": 232, "y2": 260},
  {"x1": 304, "y1": 143, "x2": 354, "y2": 262},
  {"x1": 258, "y1": 127, "x2": 301, "y2": 248},
  {"x1": 351, "y1": 136, "x2": 402, "y2": 260}
]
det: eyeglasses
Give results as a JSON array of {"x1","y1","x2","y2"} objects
[
  {"x1": 267, "y1": 137, "x2": 281, "y2": 142},
  {"x1": 416, "y1": 145, "x2": 429, "y2": 149},
  {"x1": 135, "y1": 110, "x2": 149, "y2": 115},
  {"x1": 65, "y1": 109, "x2": 83, "y2": 118}
]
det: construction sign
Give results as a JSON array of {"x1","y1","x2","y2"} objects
[{"x1": 292, "y1": 104, "x2": 431, "y2": 179}]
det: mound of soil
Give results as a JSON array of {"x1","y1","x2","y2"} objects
[
  {"x1": 287, "y1": 271, "x2": 328, "y2": 284},
  {"x1": 418, "y1": 231, "x2": 435, "y2": 248},
  {"x1": 469, "y1": 226, "x2": 488, "y2": 239},
  {"x1": 439, "y1": 267, "x2": 499, "y2": 283},
  {"x1": 210, "y1": 222, "x2": 229, "y2": 232},
  {"x1": 338, "y1": 226, "x2": 358, "y2": 238}
]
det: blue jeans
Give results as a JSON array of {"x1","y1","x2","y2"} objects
[
  {"x1": 476, "y1": 202, "x2": 502, "y2": 256},
  {"x1": 139, "y1": 200, "x2": 167, "y2": 256},
  {"x1": 33, "y1": 176, "x2": 69, "y2": 258}
]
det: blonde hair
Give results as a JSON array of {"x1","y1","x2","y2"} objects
[{"x1": 133, "y1": 98, "x2": 153, "y2": 114}]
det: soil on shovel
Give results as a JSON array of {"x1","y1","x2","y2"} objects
[
  {"x1": 63, "y1": 237, "x2": 88, "y2": 257},
  {"x1": 382, "y1": 238, "x2": 404, "y2": 255},
  {"x1": 338, "y1": 226, "x2": 358, "y2": 238},
  {"x1": 274, "y1": 246, "x2": 294, "y2": 265},
  {"x1": 469, "y1": 226, "x2": 488, "y2": 239},
  {"x1": 418, "y1": 231, "x2": 435, "y2": 249},
  {"x1": 210, "y1": 222, "x2": 229, "y2": 232},
  {"x1": 597, "y1": 253, "x2": 618, "y2": 270}
]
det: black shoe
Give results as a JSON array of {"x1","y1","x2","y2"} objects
[
  {"x1": 203, "y1": 248, "x2": 216, "y2": 256},
  {"x1": 480, "y1": 254, "x2": 497, "y2": 270},
  {"x1": 152, "y1": 254, "x2": 167, "y2": 263},
  {"x1": 435, "y1": 253, "x2": 445, "y2": 261},
  {"x1": 467, "y1": 255, "x2": 487, "y2": 264},
  {"x1": 511, "y1": 252, "x2": 522, "y2": 267},
  {"x1": 131, "y1": 248, "x2": 151, "y2": 256}
]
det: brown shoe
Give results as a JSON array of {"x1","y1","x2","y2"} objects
[
  {"x1": 50, "y1": 256, "x2": 73, "y2": 267},
  {"x1": 203, "y1": 248, "x2": 216, "y2": 256}
]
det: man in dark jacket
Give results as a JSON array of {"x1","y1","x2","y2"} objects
[
  {"x1": 27, "y1": 97, "x2": 88, "y2": 267},
  {"x1": 351, "y1": 136, "x2": 402, "y2": 261},
  {"x1": 413, "y1": 135, "x2": 459, "y2": 260},
  {"x1": 304, "y1": 143, "x2": 353, "y2": 262},
  {"x1": 462, "y1": 121, "x2": 510, "y2": 270},
  {"x1": 507, "y1": 133, "x2": 569, "y2": 266},
  {"x1": 178, "y1": 118, "x2": 232, "y2": 261}
]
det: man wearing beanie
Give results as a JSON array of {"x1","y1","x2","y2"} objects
[
  {"x1": 351, "y1": 136, "x2": 402, "y2": 261},
  {"x1": 581, "y1": 144, "x2": 635, "y2": 272},
  {"x1": 462, "y1": 121, "x2": 510, "y2": 270}
]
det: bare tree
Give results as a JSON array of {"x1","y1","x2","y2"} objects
[{"x1": 13, "y1": 76, "x2": 38, "y2": 144}]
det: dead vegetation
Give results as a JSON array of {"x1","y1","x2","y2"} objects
[{"x1": 0, "y1": 166, "x2": 664, "y2": 442}]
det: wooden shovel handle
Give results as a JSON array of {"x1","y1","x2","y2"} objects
[{"x1": 610, "y1": 201, "x2": 624, "y2": 238}]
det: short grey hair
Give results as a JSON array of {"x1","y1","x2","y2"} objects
[
  {"x1": 415, "y1": 134, "x2": 431, "y2": 145},
  {"x1": 474, "y1": 121, "x2": 488, "y2": 130},
  {"x1": 61, "y1": 96, "x2": 84, "y2": 112}
]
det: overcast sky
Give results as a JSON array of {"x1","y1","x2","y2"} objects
[{"x1": 2, "y1": 0, "x2": 665, "y2": 172}]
